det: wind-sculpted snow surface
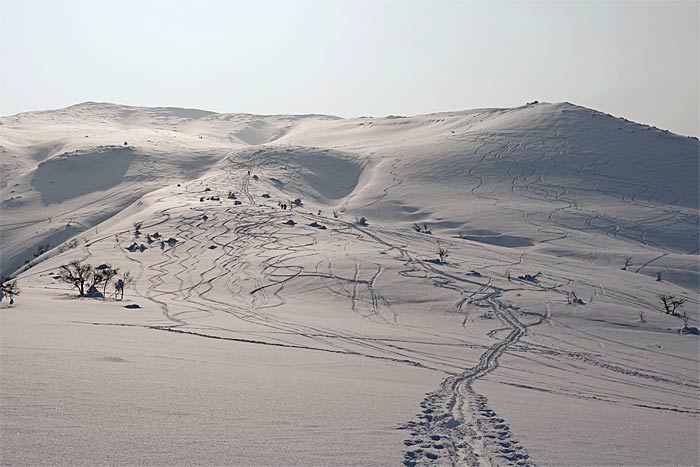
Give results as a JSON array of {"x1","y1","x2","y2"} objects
[
  {"x1": 31, "y1": 146, "x2": 137, "y2": 203},
  {"x1": 1, "y1": 102, "x2": 698, "y2": 466}
]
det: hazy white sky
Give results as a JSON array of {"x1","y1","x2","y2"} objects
[{"x1": 2, "y1": 0, "x2": 698, "y2": 135}]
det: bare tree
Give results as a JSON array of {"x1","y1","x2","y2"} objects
[
  {"x1": 97, "y1": 265, "x2": 119, "y2": 296},
  {"x1": 637, "y1": 310, "x2": 646, "y2": 323},
  {"x1": 59, "y1": 260, "x2": 95, "y2": 296},
  {"x1": 659, "y1": 294, "x2": 687, "y2": 315},
  {"x1": 622, "y1": 256, "x2": 632, "y2": 271}
]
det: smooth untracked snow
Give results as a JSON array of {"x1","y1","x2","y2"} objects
[{"x1": 1, "y1": 102, "x2": 698, "y2": 467}]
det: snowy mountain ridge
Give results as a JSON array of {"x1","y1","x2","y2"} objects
[
  {"x1": 2, "y1": 101, "x2": 697, "y2": 284},
  {"x1": 1, "y1": 101, "x2": 698, "y2": 467}
]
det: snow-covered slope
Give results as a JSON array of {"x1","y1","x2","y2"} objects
[
  {"x1": 1, "y1": 102, "x2": 698, "y2": 466},
  {"x1": 2, "y1": 102, "x2": 697, "y2": 285}
]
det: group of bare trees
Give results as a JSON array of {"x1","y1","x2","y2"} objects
[
  {"x1": 1, "y1": 260, "x2": 132, "y2": 306},
  {"x1": 1, "y1": 279, "x2": 21, "y2": 304},
  {"x1": 59, "y1": 260, "x2": 132, "y2": 300},
  {"x1": 658, "y1": 294, "x2": 691, "y2": 330},
  {"x1": 619, "y1": 255, "x2": 693, "y2": 330},
  {"x1": 633, "y1": 294, "x2": 693, "y2": 331}
]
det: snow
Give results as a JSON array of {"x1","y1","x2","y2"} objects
[
  {"x1": 1, "y1": 290, "x2": 438, "y2": 467},
  {"x1": 1, "y1": 102, "x2": 698, "y2": 466}
]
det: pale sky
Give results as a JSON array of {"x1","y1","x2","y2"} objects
[{"x1": 2, "y1": 0, "x2": 698, "y2": 136}]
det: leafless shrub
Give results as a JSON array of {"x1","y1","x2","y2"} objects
[
  {"x1": 437, "y1": 243, "x2": 448, "y2": 264},
  {"x1": 680, "y1": 310, "x2": 690, "y2": 329},
  {"x1": 57, "y1": 239, "x2": 79, "y2": 253},
  {"x1": 114, "y1": 271, "x2": 134, "y2": 301},
  {"x1": 34, "y1": 243, "x2": 50, "y2": 258},
  {"x1": 413, "y1": 223, "x2": 432, "y2": 235},
  {"x1": 1, "y1": 279, "x2": 21, "y2": 304},
  {"x1": 622, "y1": 256, "x2": 632, "y2": 271},
  {"x1": 637, "y1": 310, "x2": 646, "y2": 323},
  {"x1": 566, "y1": 291, "x2": 585, "y2": 305}
]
